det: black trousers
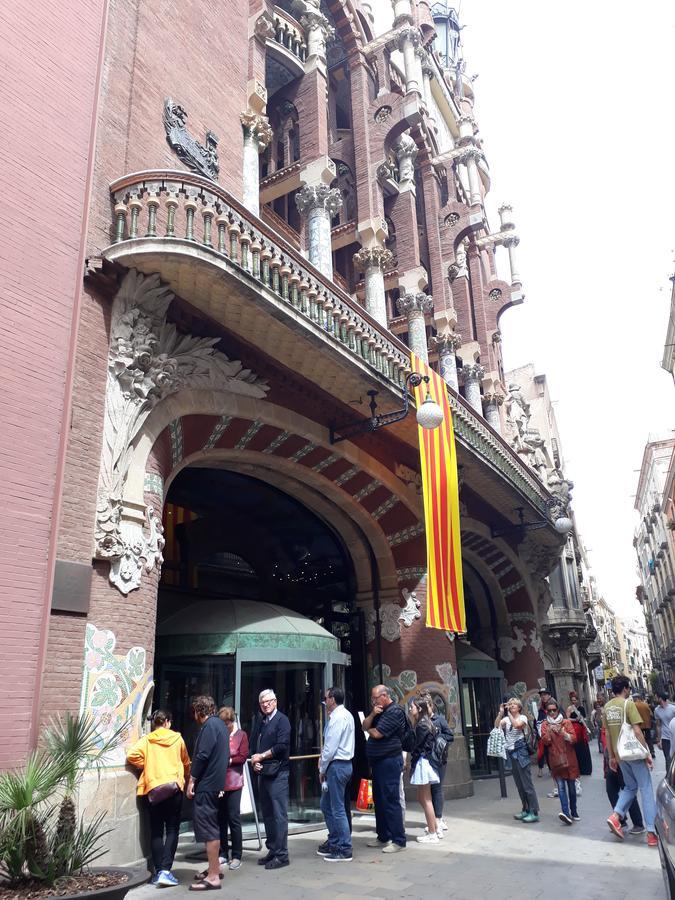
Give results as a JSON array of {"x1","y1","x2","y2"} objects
[
  {"x1": 431, "y1": 763, "x2": 446, "y2": 818},
  {"x1": 662, "y1": 738, "x2": 671, "y2": 770},
  {"x1": 605, "y1": 767, "x2": 643, "y2": 828},
  {"x1": 259, "y1": 769, "x2": 289, "y2": 863},
  {"x1": 642, "y1": 728, "x2": 655, "y2": 757},
  {"x1": 147, "y1": 791, "x2": 183, "y2": 873},
  {"x1": 218, "y1": 789, "x2": 242, "y2": 861}
]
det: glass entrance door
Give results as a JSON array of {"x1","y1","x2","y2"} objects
[
  {"x1": 460, "y1": 676, "x2": 502, "y2": 776},
  {"x1": 239, "y1": 660, "x2": 326, "y2": 824}
]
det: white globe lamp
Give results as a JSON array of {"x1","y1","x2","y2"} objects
[{"x1": 416, "y1": 392, "x2": 444, "y2": 430}]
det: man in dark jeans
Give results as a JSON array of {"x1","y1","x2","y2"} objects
[
  {"x1": 250, "y1": 689, "x2": 292, "y2": 870},
  {"x1": 362, "y1": 684, "x2": 407, "y2": 853},
  {"x1": 186, "y1": 695, "x2": 230, "y2": 892}
]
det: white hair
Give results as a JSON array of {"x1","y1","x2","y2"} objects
[{"x1": 259, "y1": 689, "x2": 276, "y2": 701}]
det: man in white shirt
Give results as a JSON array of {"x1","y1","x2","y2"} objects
[{"x1": 317, "y1": 686, "x2": 355, "y2": 862}]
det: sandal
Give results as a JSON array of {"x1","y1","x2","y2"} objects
[
  {"x1": 193, "y1": 871, "x2": 225, "y2": 882},
  {"x1": 189, "y1": 880, "x2": 222, "y2": 891}
]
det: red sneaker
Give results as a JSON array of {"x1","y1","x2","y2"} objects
[
  {"x1": 647, "y1": 832, "x2": 658, "y2": 848},
  {"x1": 607, "y1": 813, "x2": 625, "y2": 840}
]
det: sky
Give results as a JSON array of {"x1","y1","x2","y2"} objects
[{"x1": 457, "y1": 0, "x2": 675, "y2": 617}]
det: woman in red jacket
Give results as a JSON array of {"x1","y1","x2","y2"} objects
[
  {"x1": 218, "y1": 707, "x2": 249, "y2": 870},
  {"x1": 541, "y1": 699, "x2": 579, "y2": 826}
]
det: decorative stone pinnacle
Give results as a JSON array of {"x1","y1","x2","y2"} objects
[
  {"x1": 295, "y1": 184, "x2": 343, "y2": 218},
  {"x1": 240, "y1": 112, "x2": 273, "y2": 150},
  {"x1": 397, "y1": 291, "x2": 433, "y2": 317},
  {"x1": 353, "y1": 247, "x2": 394, "y2": 272},
  {"x1": 461, "y1": 363, "x2": 485, "y2": 382},
  {"x1": 430, "y1": 331, "x2": 462, "y2": 352}
]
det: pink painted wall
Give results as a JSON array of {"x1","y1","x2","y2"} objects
[{"x1": 0, "y1": 0, "x2": 107, "y2": 767}]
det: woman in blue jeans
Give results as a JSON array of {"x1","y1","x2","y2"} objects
[{"x1": 541, "y1": 699, "x2": 579, "y2": 825}]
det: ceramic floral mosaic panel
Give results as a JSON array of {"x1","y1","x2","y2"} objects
[{"x1": 80, "y1": 623, "x2": 153, "y2": 766}]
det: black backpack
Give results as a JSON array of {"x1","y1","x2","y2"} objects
[{"x1": 430, "y1": 723, "x2": 453, "y2": 767}]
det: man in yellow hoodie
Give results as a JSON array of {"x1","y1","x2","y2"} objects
[{"x1": 127, "y1": 710, "x2": 191, "y2": 886}]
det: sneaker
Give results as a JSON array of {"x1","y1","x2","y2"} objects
[
  {"x1": 150, "y1": 875, "x2": 160, "y2": 885},
  {"x1": 228, "y1": 860, "x2": 241, "y2": 870},
  {"x1": 436, "y1": 829, "x2": 444, "y2": 839},
  {"x1": 522, "y1": 813, "x2": 539, "y2": 823},
  {"x1": 416, "y1": 833, "x2": 439, "y2": 844},
  {"x1": 647, "y1": 832, "x2": 658, "y2": 848},
  {"x1": 218, "y1": 857, "x2": 227, "y2": 866},
  {"x1": 558, "y1": 812, "x2": 573, "y2": 826},
  {"x1": 156, "y1": 871, "x2": 178, "y2": 887},
  {"x1": 324, "y1": 851, "x2": 352, "y2": 862},
  {"x1": 382, "y1": 842, "x2": 405, "y2": 853},
  {"x1": 513, "y1": 811, "x2": 527, "y2": 820},
  {"x1": 572, "y1": 815, "x2": 580, "y2": 821},
  {"x1": 629, "y1": 826, "x2": 646, "y2": 836},
  {"x1": 546, "y1": 790, "x2": 558, "y2": 798},
  {"x1": 439, "y1": 819, "x2": 448, "y2": 831},
  {"x1": 607, "y1": 813, "x2": 624, "y2": 840},
  {"x1": 316, "y1": 845, "x2": 332, "y2": 857},
  {"x1": 366, "y1": 838, "x2": 391, "y2": 848}
]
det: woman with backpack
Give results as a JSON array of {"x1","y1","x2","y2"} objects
[
  {"x1": 495, "y1": 697, "x2": 540, "y2": 823},
  {"x1": 417, "y1": 691, "x2": 453, "y2": 835},
  {"x1": 408, "y1": 697, "x2": 442, "y2": 843}
]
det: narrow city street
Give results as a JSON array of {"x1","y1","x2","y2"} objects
[{"x1": 129, "y1": 757, "x2": 666, "y2": 900}]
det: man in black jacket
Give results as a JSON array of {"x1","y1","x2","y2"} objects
[
  {"x1": 187, "y1": 695, "x2": 229, "y2": 891},
  {"x1": 250, "y1": 689, "x2": 292, "y2": 869}
]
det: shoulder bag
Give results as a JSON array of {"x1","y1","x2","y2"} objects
[
  {"x1": 616, "y1": 700, "x2": 650, "y2": 762},
  {"x1": 487, "y1": 726, "x2": 506, "y2": 759},
  {"x1": 148, "y1": 782, "x2": 179, "y2": 805}
]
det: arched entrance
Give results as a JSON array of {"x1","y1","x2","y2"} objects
[{"x1": 153, "y1": 465, "x2": 366, "y2": 824}]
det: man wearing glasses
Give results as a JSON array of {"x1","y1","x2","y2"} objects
[
  {"x1": 250, "y1": 689, "x2": 291, "y2": 869},
  {"x1": 361, "y1": 684, "x2": 407, "y2": 852}
]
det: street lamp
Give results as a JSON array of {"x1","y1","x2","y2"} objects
[
  {"x1": 329, "y1": 372, "x2": 443, "y2": 444},
  {"x1": 490, "y1": 503, "x2": 574, "y2": 540}
]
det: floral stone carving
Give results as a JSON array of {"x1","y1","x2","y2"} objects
[{"x1": 95, "y1": 269, "x2": 269, "y2": 594}]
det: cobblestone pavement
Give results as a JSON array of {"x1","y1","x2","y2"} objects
[{"x1": 129, "y1": 752, "x2": 667, "y2": 900}]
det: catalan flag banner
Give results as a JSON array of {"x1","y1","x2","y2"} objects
[{"x1": 411, "y1": 354, "x2": 465, "y2": 633}]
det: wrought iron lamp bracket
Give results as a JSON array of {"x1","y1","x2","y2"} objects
[
  {"x1": 490, "y1": 501, "x2": 561, "y2": 539},
  {"x1": 329, "y1": 373, "x2": 428, "y2": 445}
]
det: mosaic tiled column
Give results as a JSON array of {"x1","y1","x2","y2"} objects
[
  {"x1": 397, "y1": 292, "x2": 432, "y2": 362},
  {"x1": 353, "y1": 247, "x2": 394, "y2": 327},
  {"x1": 430, "y1": 331, "x2": 462, "y2": 391},
  {"x1": 295, "y1": 184, "x2": 342, "y2": 279},
  {"x1": 461, "y1": 362, "x2": 485, "y2": 413},
  {"x1": 240, "y1": 113, "x2": 272, "y2": 216},
  {"x1": 483, "y1": 391, "x2": 503, "y2": 433}
]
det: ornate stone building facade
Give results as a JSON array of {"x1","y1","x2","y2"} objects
[
  {"x1": 635, "y1": 436, "x2": 675, "y2": 691},
  {"x1": 4, "y1": 0, "x2": 583, "y2": 862}
]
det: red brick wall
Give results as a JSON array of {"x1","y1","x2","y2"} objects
[{"x1": 0, "y1": 0, "x2": 107, "y2": 768}]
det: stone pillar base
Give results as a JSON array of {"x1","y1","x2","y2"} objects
[{"x1": 78, "y1": 768, "x2": 147, "y2": 867}]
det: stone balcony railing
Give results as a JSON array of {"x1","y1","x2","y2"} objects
[
  {"x1": 106, "y1": 170, "x2": 555, "y2": 519},
  {"x1": 542, "y1": 606, "x2": 587, "y2": 649},
  {"x1": 271, "y1": 6, "x2": 307, "y2": 63}
]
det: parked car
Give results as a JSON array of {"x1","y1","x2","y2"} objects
[{"x1": 656, "y1": 757, "x2": 675, "y2": 898}]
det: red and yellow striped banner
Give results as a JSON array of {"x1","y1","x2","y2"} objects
[{"x1": 411, "y1": 354, "x2": 465, "y2": 633}]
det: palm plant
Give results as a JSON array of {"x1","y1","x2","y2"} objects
[
  {"x1": 43, "y1": 713, "x2": 123, "y2": 849},
  {"x1": 0, "y1": 713, "x2": 125, "y2": 886}
]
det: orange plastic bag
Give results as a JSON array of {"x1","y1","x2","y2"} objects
[{"x1": 356, "y1": 777, "x2": 374, "y2": 811}]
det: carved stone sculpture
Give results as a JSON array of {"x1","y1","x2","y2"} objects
[
  {"x1": 394, "y1": 133, "x2": 418, "y2": 188},
  {"x1": 95, "y1": 269, "x2": 269, "y2": 594},
  {"x1": 448, "y1": 239, "x2": 468, "y2": 281},
  {"x1": 504, "y1": 382, "x2": 530, "y2": 439},
  {"x1": 399, "y1": 588, "x2": 422, "y2": 627},
  {"x1": 163, "y1": 98, "x2": 219, "y2": 181}
]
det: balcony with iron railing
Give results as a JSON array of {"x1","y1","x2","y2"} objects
[{"x1": 103, "y1": 170, "x2": 558, "y2": 520}]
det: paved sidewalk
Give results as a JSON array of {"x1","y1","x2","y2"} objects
[{"x1": 130, "y1": 752, "x2": 667, "y2": 900}]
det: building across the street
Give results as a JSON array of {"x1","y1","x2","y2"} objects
[
  {"x1": 2, "y1": 0, "x2": 602, "y2": 863},
  {"x1": 634, "y1": 435, "x2": 675, "y2": 691}
]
